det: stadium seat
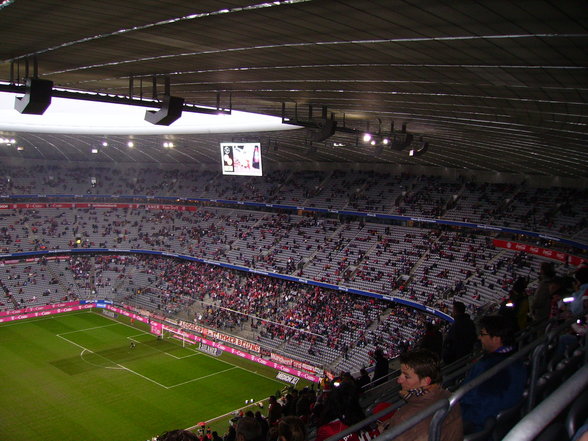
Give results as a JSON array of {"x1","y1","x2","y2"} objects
[
  {"x1": 491, "y1": 400, "x2": 524, "y2": 441},
  {"x1": 464, "y1": 417, "x2": 495, "y2": 441},
  {"x1": 565, "y1": 389, "x2": 588, "y2": 439}
]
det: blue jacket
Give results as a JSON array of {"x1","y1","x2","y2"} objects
[
  {"x1": 570, "y1": 283, "x2": 588, "y2": 316},
  {"x1": 459, "y1": 349, "x2": 527, "y2": 432}
]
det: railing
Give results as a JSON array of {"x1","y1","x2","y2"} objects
[
  {"x1": 428, "y1": 319, "x2": 574, "y2": 440},
  {"x1": 502, "y1": 365, "x2": 588, "y2": 441},
  {"x1": 327, "y1": 318, "x2": 581, "y2": 441}
]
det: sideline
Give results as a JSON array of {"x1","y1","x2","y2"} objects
[{"x1": 0, "y1": 310, "x2": 92, "y2": 328}]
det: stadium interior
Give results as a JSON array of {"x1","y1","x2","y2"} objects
[{"x1": 0, "y1": 1, "x2": 587, "y2": 441}]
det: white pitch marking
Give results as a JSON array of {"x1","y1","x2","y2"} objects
[
  {"x1": 168, "y1": 366, "x2": 237, "y2": 389},
  {"x1": 57, "y1": 333, "x2": 169, "y2": 388},
  {"x1": 58, "y1": 322, "x2": 120, "y2": 335}
]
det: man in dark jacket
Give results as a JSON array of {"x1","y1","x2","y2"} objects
[
  {"x1": 442, "y1": 301, "x2": 477, "y2": 364},
  {"x1": 371, "y1": 348, "x2": 389, "y2": 385},
  {"x1": 459, "y1": 315, "x2": 527, "y2": 434}
]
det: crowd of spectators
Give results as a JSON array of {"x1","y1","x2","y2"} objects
[
  {"x1": 0, "y1": 164, "x2": 586, "y2": 374},
  {"x1": 1, "y1": 165, "x2": 587, "y2": 441},
  {"x1": 0, "y1": 201, "x2": 570, "y2": 314},
  {"x1": 1, "y1": 165, "x2": 587, "y2": 238}
]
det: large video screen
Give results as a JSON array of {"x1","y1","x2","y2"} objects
[{"x1": 220, "y1": 142, "x2": 263, "y2": 176}]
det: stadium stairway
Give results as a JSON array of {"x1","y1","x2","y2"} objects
[
  {"x1": 45, "y1": 262, "x2": 71, "y2": 301},
  {"x1": 330, "y1": 307, "x2": 394, "y2": 374}
]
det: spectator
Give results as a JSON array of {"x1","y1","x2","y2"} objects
[
  {"x1": 418, "y1": 321, "x2": 443, "y2": 358},
  {"x1": 355, "y1": 368, "x2": 371, "y2": 392},
  {"x1": 157, "y1": 430, "x2": 199, "y2": 441},
  {"x1": 295, "y1": 387, "x2": 314, "y2": 422},
  {"x1": 267, "y1": 395, "x2": 283, "y2": 425},
  {"x1": 442, "y1": 301, "x2": 477, "y2": 365},
  {"x1": 511, "y1": 276, "x2": 530, "y2": 331},
  {"x1": 223, "y1": 422, "x2": 237, "y2": 441},
  {"x1": 569, "y1": 266, "x2": 588, "y2": 317},
  {"x1": 548, "y1": 276, "x2": 572, "y2": 323},
  {"x1": 254, "y1": 411, "x2": 270, "y2": 441},
  {"x1": 282, "y1": 391, "x2": 298, "y2": 416},
  {"x1": 236, "y1": 416, "x2": 263, "y2": 441},
  {"x1": 531, "y1": 262, "x2": 556, "y2": 323},
  {"x1": 381, "y1": 349, "x2": 462, "y2": 441},
  {"x1": 556, "y1": 267, "x2": 588, "y2": 356},
  {"x1": 315, "y1": 382, "x2": 365, "y2": 441},
  {"x1": 371, "y1": 348, "x2": 389, "y2": 385},
  {"x1": 459, "y1": 315, "x2": 527, "y2": 434},
  {"x1": 277, "y1": 416, "x2": 306, "y2": 441}
]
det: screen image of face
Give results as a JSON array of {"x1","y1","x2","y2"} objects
[{"x1": 220, "y1": 142, "x2": 262, "y2": 176}]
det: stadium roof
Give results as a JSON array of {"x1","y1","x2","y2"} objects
[{"x1": 0, "y1": 0, "x2": 587, "y2": 178}]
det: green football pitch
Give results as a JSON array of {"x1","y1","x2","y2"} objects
[{"x1": 0, "y1": 310, "x2": 288, "y2": 441}]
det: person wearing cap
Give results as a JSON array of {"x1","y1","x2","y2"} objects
[{"x1": 380, "y1": 349, "x2": 463, "y2": 441}]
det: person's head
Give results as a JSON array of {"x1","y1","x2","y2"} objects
[
  {"x1": 341, "y1": 371, "x2": 355, "y2": 384},
  {"x1": 157, "y1": 430, "x2": 199, "y2": 441},
  {"x1": 452, "y1": 301, "x2": 466, "y2": 316},
  {"x1": 236, "y1": 417, "x2": 262, "y2": 441},
  {"x1": 277, "y1": 416, "x2": 306, "y2": 441},
  {"x1": 540, "y1": 262, "x2": 555, "y2": 279},
  {"x1": 424, "y1": 321, "x2": 437, "y2": 332},
  {"x1": 478, "y1": 314, "x2": 513, "y2": 352},
  {"x1": 397, "y1": 349, "x2": 442, "y2": 393},
  {"x1": 511, "y1": 276, "x2": 528, "y2": 295}
]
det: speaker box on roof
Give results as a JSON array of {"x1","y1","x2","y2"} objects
[
  {"x1": 14, "y1": 78, "x2": 53, "y2": 115},
  {"x1": 145, "y1": 95, "x2": 184, "y2": 126},
  {"x1": 310, "y1": 119, "x2": 337, "y2": 142},
  {"x1": 390, "y1": 133, "x2": 413, "y2": 151}
]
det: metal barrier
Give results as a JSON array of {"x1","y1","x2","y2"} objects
[
  {"x1": 324, "y1": 398, "x2": 450, "y2": 441},
  {"x1": 502, "y1": 365, "x2": 588, "y2": 441},
  {"x1": 325, "y1": 318, "x2": 581, "y2": 441}
]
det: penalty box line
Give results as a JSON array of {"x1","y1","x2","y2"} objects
[
  {"x1": 56, "y1": 332, "x2": 236, "y2": 390},
  {"x1": 92, "y1": 312, "x2": 268, "y2": 388},
  {"x1": 126, "y1": 334, "x2": 201, "y2": 360},
  {"x1": 56, "y1": 333, "x2": 169, "y2": 388}
]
